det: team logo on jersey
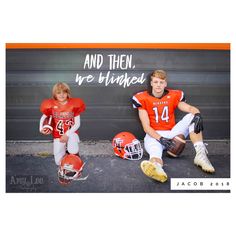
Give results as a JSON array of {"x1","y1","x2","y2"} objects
[
  {"x1": 153, "y1": 101, "x2": 168, "y2": 105},
  {"x1": 53, "y1": 106, "x2": 58, "y2": 109},
  {"x1": 53, "y1": 111, "x2": 74, "y2": 119},
  {"x1": 167, "y1": 96, "x2": 170, "y2": 99}
]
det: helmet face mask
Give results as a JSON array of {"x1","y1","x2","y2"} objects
[
  {"x1": 58, "y1": 168, "x2": 82, "y2": 180},
  {"x1": 112, "y1": 132, "x2": 143, "y2": 160},
  {"x1": 124, "y1": 140, "x2": 143, "y2": 160}
]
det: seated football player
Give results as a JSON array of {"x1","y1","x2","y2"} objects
[
  {"x1": 131, "y1": 70, "x2": 215, "y2": 183},
  {"x1": 39, "y1": 82, "x2": 86, "y2": 166}
]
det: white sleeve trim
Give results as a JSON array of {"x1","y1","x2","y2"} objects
[
  {"x1": 39, "y1": 114, "x2": 47, "y2": 132},
  {"x1": 132, "y1": 96, "x2": 142, "y2": 108},
  {"x1": 180, "y1": 91, "x2": 184, "y2": 101}
]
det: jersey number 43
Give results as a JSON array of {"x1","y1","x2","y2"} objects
[{"x1": 56, "y1": 119, "x2": 74, "y2": 135}]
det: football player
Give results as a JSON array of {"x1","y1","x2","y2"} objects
[
  {"x1": 132, "y1": 70, "x2": 215, "y2": 183},
  {"x1": 39, "y1": 82, "x2": 86, "y2": 166}
]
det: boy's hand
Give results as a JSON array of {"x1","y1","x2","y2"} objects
[
  {"x1": 60, "y1": 134, "x2": 69, "y2": 143},
  {"x1": 40, "y1": 128, "x2": 52, "y2": 135},
  {"x1": 158, "y1": 137, "x2": 174, "y2": 150}
]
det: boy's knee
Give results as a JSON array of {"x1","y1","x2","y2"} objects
[
  {"x1": 67, "y1": 133, "x2": 80, "y2": 154},
  {"x1": 67, "y1": 145, "x2": 79, "y2": 154},
  {"x1": 182, "y1": 113, "x2": 194, "y2": 125},
  {"x1": 185, "y1": 113, "x2": 194, "y2": 120}
]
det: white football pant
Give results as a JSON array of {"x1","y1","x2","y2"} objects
[
  {"x1": 144, "y1": 113, "x2": 194, "y2": 160},
  {"x1": 53, "y1": 132, "x2": 80, "y2": 165}
]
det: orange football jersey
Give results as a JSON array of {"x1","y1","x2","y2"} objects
[
  {"x1": 40, "y1": 98, "x2": 86, "y2": 138},
  {"x1": 132, "y1": 89, "x2": 185, "y2": 130}
]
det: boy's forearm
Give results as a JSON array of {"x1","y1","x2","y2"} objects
[
  {"x1": 189, "y1": 105, "x2": 200, "y2": 114},
  {"x1": 142, "y1": 124, "x2": 162, "y2": 140}
]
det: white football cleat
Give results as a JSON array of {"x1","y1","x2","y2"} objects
[
  {"x1": 140, "y1": 161, "x2": 168, "y2": 183},
  {"x1": 194, "y1": 144, "x2": 215, "y2": 173}
]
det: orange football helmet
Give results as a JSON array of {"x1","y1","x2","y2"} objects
[
  {"x1": 58, "y1": 154, "x2": 84, "y2": 185},
  {"x1": 112, "y1": 132, "x2": 143, "y2": 160}
]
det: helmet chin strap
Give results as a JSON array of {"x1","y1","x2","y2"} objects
[
  {"x1": 73, "y1": 162, "x2": 89, "y2": 181},
  {"x1": 73, "y1": 174, "x2": 89, "y2": 181}
]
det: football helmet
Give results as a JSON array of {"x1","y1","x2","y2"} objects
[
  {"x1": 58, "y1": 154, "x2": 84, "y2": 185},
  {"x1": 112, "y1": 132, "x2": 143, "y2": 160}
]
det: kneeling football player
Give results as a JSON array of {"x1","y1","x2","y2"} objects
[
  {"x1": 132, "y1": 70, "x2": 215, "y2": 183},
  {"x1": 39, "y1": 82, "x2": 86, "y2": 182}
]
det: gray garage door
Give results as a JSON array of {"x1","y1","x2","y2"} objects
[{"x1": 6, "y1": 48, "x2": 230, "y2": 140}]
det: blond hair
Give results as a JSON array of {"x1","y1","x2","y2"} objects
[
  {"x1": 52, "y1": 82, "x2": 71, "y2": 100},
  {"x1": 147, "y1": 70, "x2": 167, "y2": 94},
  {"x1": 150, "y1": 70, "x2": 167, "y2": 81}
]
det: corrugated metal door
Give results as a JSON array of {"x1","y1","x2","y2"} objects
[{"x1": 6, "y1": 48, "x2": 230, "y2": 140}]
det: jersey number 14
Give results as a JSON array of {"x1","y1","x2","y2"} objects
[{"x1": 153, "y1": 106, "x2": 169, "y2": 123}]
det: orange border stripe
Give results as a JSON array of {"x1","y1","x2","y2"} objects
[{"x1": 6, "y1": 43, "x2": 230, "y2": 50}]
